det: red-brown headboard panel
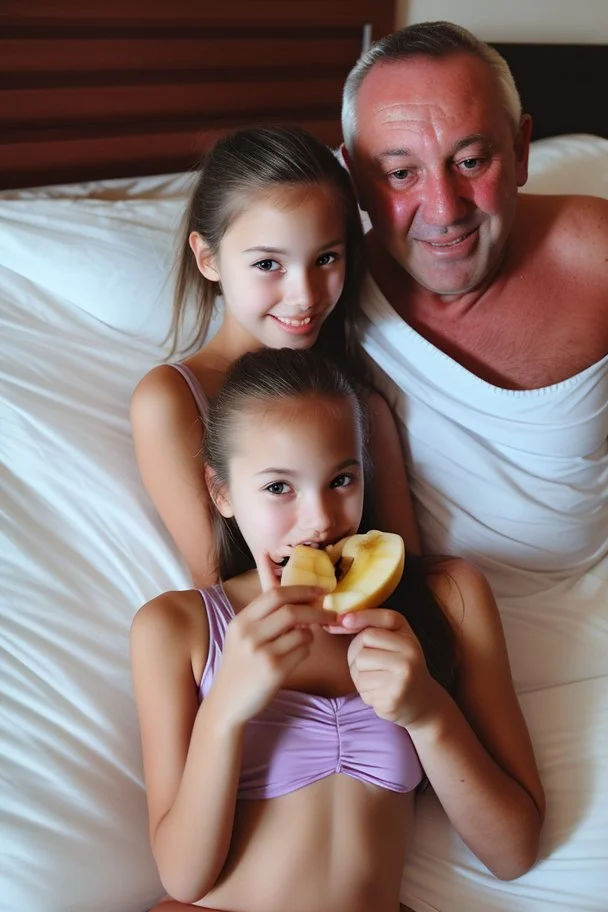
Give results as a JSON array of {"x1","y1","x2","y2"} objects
[{"x1": 0, "y1": 0, "x2": 395, "y2": 189}]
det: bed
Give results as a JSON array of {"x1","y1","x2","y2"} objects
[{"x1": 1, "y1": 4, "x2": 607, "y2": 910}]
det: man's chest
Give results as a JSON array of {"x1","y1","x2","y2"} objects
[{"x1": 400, "y1": 286, "x2": 605, "y2": 390}]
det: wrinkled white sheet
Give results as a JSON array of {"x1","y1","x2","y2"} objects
[
  {"x1": 361, "y1": 136, "x2": 608, "y2": 912},
  {"x1": 1, "y1": 134, "x2": 607, "y2": 912}
]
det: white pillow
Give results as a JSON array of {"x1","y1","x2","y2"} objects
[
  {"x1": 524, "y1": 133, "x2": 608, "y2": 197},
  {"x1": 0, "y1": 170, "x2": 195, "y2": 201},
  {"x1": 2, "y1": 133, "x2": 606, "y2": 912},
  {"x1": 0, "y1": 196, "x2": 187, "y2": 347}
]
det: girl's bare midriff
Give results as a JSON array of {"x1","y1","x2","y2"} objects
[{"x1": 195, "y1": 775, "x2": 414, "y2": 912}]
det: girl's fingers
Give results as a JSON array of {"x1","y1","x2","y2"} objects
[
  {"x1": 247, "y1": 585, "x2": 320, "y2": 618},
  {"x1": 348, "y1": 642, "x2": 411, "y2": 672},
  {"x1": 257, "y1": 601, "x2": 336, "y2": 642},
  {"x1": 268, "y1": 626, "x2": 314, "y2": 657},
  {"x1": 338, "y1": 608, "x2": 409, "y2": 633},
  {"x1": 349, "y1": 668, "x2": 392, "y2": 693},
  {"x1": 347, "y1": 625, "x2": 421, "y2": 670},
  {"x1": 322, "y1": 623, "x2": 353, "y2": 635}
]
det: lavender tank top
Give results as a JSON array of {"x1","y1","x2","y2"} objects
[
  {"x1": 169, "y1": 362, "x2": 209, "y2": 420},
  {"x1": 198, "y1": 585, "x2": 423, "y2": 800}
]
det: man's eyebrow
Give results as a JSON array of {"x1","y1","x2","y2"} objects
[
  {"x1": 376, "y1": 148, "x2": 412, "y2": 160},
  {"x1": 375, "y1": 134, "x2": 495, "y2": 161},
  {"x1": 451, "y1": 133, "x2": 495, "y2": 154},
  {"x1": 255, "y1": 458, "x2": 361, "y2": 477}
]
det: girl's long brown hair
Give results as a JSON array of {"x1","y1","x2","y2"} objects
[
  {"x1": 204, "y1": 347, "x2": 457, "y2": 696},
  {"x1": 169, "y1": 125, "x2": 367, "y2": 378}
]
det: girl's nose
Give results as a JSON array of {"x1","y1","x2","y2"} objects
[
  {"x1": 299, "y1": 493, "x2": 333, "y2": 538},
  {"x1": 285, "y1": 271, "x2": 316, "y2": 310}
]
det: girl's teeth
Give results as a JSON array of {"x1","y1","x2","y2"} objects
[{"x1": 276, "y1": 316, "x2": 312, "y2": 326}]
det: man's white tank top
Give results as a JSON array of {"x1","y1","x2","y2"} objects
[{"x1": 362, "y1": 275, "x2": 608, "y2": 595}]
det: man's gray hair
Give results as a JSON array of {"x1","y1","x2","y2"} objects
[{"x1": 342, "y1": 21, "x2": 522, "y2": 154}]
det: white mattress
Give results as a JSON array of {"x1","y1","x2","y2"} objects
[{"x1": 1, "y1": 134, "x2": 607, "y2": 912}]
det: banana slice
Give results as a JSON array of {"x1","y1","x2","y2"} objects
[
  {"x1": 280, "y1": 545, "x2": 337, "y2": 592},
  {"x1": 324, "y1": 530, "x2": 404, "y2": 615},
  {"x1": 281, "y1": 530, "x2": 404, "y2": 614}
]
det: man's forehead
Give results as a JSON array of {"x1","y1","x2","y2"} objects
[
  {"x1": 357, "y1": 54, "x2": 494, "y2": 112},
  {"x1": 355, "y1": 55, "x2": 505, "y2": 148}
]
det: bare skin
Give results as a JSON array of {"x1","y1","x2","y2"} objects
[
  {"x1": 132, "y1": 357, "x2": 420, "y2": 588},
  {"x1": 132, "y1": 186, "x2": 420, "y2": 587},
  {"x1": 366, "y1": 193, "x2": 608, "y2": 390},
  {"x1": 346, "y1": 52, "x2": 608, "y2": 391},
  {"x1": 133, "y1": 561, "x2": 544, "y2": 912}
]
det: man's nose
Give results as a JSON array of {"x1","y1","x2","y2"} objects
[{"x1": 421, "y1": 170, "x2": 469, "y2": 227}]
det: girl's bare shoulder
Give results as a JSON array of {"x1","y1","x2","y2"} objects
[
  {"x1": 424, "y1": 557, "x2": 499, "y2": 633},
  {"x1": 131, "y1": 363, "x2": 197, "y2": 416},
  {"x1": 131, "y1": 588, "x2": 210, "y2": 683}
]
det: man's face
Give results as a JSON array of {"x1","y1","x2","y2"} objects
[{"x1": 348, "y1": 53, "x2": 530, "y2": 297}]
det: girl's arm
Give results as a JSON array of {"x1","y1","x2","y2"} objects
[
  {"x1": 131, "y1": 584, "x2": 333, "y2": 904},
  {"x1": 131, "y1": 366, "x2": 216, "y2": 587},
  {"x1": 130, "y1": 590, "x2": 242, "y2": 904},
  {"x1": 343, "y1": 559, "x2": 545, "y2": 880},
  {"x1": 365, "y1": 390, "x2": 421, "y2": 553}
]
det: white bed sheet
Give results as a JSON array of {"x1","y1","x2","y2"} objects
[{"x1": 1, "y1": 134, "x2": 607, "y2": 912}]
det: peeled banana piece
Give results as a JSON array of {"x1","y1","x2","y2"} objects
[
  {"x1": 280, "y1": 545, "x2": 337, "y2": 592},
  {"x1": 281, "y1": 530, "x2": 404, "y2": 614}
]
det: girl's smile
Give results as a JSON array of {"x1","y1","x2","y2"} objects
[
  {"x1": 198, "y1": 185, "x2": 347, "y2": 352},
  {"x1": 213, "y1": 394, "x2": 365, "y2": 575}
]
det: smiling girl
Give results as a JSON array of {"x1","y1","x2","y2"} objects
[
  {"x1": 130, "y1": 126, "x2": 419, "y2": 587},
  {"x1": 131, "y1": 347, "x2": 544, "y2": 912}
]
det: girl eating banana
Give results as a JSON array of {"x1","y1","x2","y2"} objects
[{"x1": 131, "y1": 347, "x2": 544, "y2": 912}]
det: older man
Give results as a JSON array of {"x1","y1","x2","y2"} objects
[{"x1": 342, "y1": 21, "x2": 607, "y2": 591}]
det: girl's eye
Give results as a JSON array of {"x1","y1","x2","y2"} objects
[
  {"x1": 330, "y1": 473, "x2": 354, "y2": 489},
  {"x1": 254, "y1": 259, "x2": 280, "y2": 272},
  {"x1": 265, "y1": 481, "x2": 290, "y2": 496},
  {"x1": 316, "y1": 251, "x2": 339, "y2": 267}
]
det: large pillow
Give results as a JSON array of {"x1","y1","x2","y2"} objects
[
  {"x1": 0, "y1": 195, "x2": 188, "y2": 347},
  {"x1": 524, "y1": 133, "x2": 608, "y2": 197},
  {"x1": 1, "y1": 133, "x2": 606, "y2": 912}
]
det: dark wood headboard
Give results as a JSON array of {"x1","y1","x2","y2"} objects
[
  {"x1": 1, "y1": 4, "x2": 605, "y2": 191},
  {"x1": 0, "y1": 0, "x2": 395, "y2": 189},
  {"x1": 492, "y1": 43, "x2": 607, "y2": 140}
]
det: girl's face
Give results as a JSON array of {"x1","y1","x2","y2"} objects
[
  {"x1": 197, "y1": 183, "x2": 347, "y2": 350},
  {"x1": 215, "y1": 395, "x2": 365, "y2": 578}
]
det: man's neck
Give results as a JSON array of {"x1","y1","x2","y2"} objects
[{"x1": 365, "y1": 229, "x2": 503, "y2": 324}]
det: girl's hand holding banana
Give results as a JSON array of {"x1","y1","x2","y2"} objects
[
  {"x1": 281, "y1": 531, "x2": 438, "y2": 728},
  {"x1": 341, "y1": 608, "x2": 439, "y2": 730},
  {"x1": 211, "y1": 555, "x2": 334, "y2": 728}
]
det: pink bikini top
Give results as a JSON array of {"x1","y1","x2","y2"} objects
[
  {"x1": 198, "y1": 585, "x2": 423, "y2": 800},
  {"x1": 169, "y1": 362, "x2": 209, "y2": 420}
]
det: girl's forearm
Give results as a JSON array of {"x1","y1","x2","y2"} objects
[
  {"x1": 407, "y1": 684, "x2": 543, "y2": 880},
  {"x1": 152, "y1": 695, "x2": 245, "y2": 904}
]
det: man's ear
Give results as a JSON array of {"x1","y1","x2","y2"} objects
[
  {"x1": 204, "y1": 465, "x2": 234, "y2": 518},
  {"x1": 189, "y1": 232, "x2": 220, "y2": 282},
  {"x1": 340, "y1": 142, "x2": 351, "y2": 173},
  {"x1": 514, "y1": 114, "x2": 533, "y2": 187},
  {"x1": 339, "y1": 143, "x2": 368, "y2": 213}
]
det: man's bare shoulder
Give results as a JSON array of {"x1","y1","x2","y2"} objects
[{"x1": 517, "y1": 193, "x2": 608, "y2": 257}]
